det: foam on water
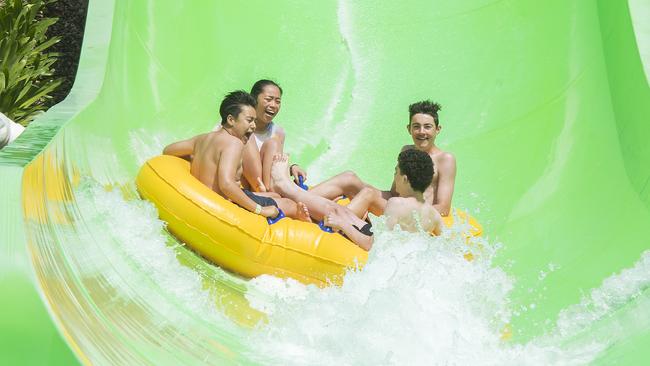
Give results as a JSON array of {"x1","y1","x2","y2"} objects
[
  {"x1": 64, "y1": 143, "x2": 650, "y2": 364},
  {"x1": 240, "y1": 216, "x2": 619, "y2": 365}
]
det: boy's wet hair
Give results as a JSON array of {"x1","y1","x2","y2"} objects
[
  {"x1": 409, "y1": 100, "x2": 442, "y2": 126},
  {"x1": 398, "y1": 149, "x2": 434, "y2": 193},
  {"x1": 220, "y1": 90, "x2": 257, "y2": 125},
  {"x1": 251, "y1": 79, "x2": 283, "y2": 99}
]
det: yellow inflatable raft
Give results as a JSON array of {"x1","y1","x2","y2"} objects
[
  {"x1": 136, "y1": 155, "x2": 368, "y2": 287},
  {"x1": 136, "y1": 155, "x2": 482, "y2": 287}
]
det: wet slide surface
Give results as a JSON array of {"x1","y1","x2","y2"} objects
[{"x1": 1, "y1": 0, "x2": 649, "y2": 364}]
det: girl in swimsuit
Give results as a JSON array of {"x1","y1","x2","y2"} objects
[{"x1": 240, "y1": 80, "x2": 307, "y2": 192}]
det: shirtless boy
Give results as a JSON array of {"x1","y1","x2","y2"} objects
[
  {"x1": 383, "y1": 149, "x2": 443, "y2": 235},
  {"x1": 308, "y1": 100, "x2": 455, "y2": 216},
  {"x1": 270, "y1": 149, "x2": 443, "y2": 250},
  {"x1": 163, "y1": 90, "x2": 309, "y2": 221},
  {"x1": 215, "y1": 80, "x2": 307, "y2": 192},
  {"x1": 387, "y1": 100, "x2": 456, "y2": 216}
]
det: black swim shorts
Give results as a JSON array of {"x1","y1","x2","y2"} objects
[{"x1": 243, "y1": 189, "x2": 278, "y2": 208}]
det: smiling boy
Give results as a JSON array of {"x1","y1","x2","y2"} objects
[{"x1": 386, "y1": 100, "x2": 456, "y2": 216}]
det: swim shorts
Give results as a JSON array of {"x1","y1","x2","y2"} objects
[
  {"x1": 243, "y1": 189, "x2": 278, "y2": 208},
  {"x1": 352, "y1": 222, "x2": 374, "y2": 237}
]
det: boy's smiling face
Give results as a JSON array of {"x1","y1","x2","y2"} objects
[{"x1": 407, "y1": 113, "x2": 440, "y2": 150}]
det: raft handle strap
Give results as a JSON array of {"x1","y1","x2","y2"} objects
[
  {"x1": 267, "y1": 208, "x2": 286, "y2": 225},
  {"x1": 318, "y1": 220, "x2": 334, "y2": 233},
  {"x1": 296, "y1": 175, "x2": 309, "y2": 191}
]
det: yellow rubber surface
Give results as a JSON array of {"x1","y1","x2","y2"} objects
[{"x1": 136, "y1": 155, "x2": 368, "y2": 287}]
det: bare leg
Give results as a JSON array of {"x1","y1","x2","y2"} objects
[
  {"x1": 252, "y1": 191, "x2": 310, "y2": 222},
  {"x1": 345, "y1": 187, "x2": 387, "y2": 217},
  {"x1": 267, "y1": 197, "x2": 311, "y2": 222},
  {"x1": 255, "y1": 191, "x2": 281, "y2": 199},
  {"x1": 305, "y1": 171, "x2": 386, "y2": 216},
  {"x1": 308, "y1": 171, "x2": 371, "y2": 200},
  {"x1": 259, "y1": 137, "x2": 283, "y2": 192},
  {"x1": 271, "y1": 154, "x2": 340, "y2": 221}
]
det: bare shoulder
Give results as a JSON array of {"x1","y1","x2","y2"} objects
[
  {"x1": 386, "y1": 196, "x2": 418, "y2": 212},
  {"x1": 432, "y1": 151, "x2": 456, "y2": 169},
  {"x1": 272, "y1": 124, "x2": 286, "y2": 142},
  {"x1": 387, "y1": 196, "x2": 411, "y2": 205},
  {"x1": 274, "y1": 124, "x2": 286, "y2": 136},
  {"x1": 225, "y1": 134, "x2": 244, "y2": 148},
  {"x1": 433, "y1": 151, "x2": 455, "y2": 162},
  {"x1": 212, "y1": 130, "x2": 243, "y2": 146}
]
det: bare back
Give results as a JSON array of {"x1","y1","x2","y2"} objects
[
  {"x1": 401, "y1": 145, "x2": 456, "y2": 215},
  {"x1": 384, "y1": 197, "x2": 442, "y2": 235}
]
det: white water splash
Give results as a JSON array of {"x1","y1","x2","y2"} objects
[
  {"x1": 56, "y1": 138, "x2": 650, "y2": 365},
  {"x1": 241, "y1": 219, "x2": 650, "y2": 365}
]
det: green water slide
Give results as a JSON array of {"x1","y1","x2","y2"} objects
[{"x1": 1, "y1": 0, "x2": 649, "y2": 364}]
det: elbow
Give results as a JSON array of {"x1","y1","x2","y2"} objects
[{"x1": 221, "y1": 182, "x2": 238, "y2": 196}]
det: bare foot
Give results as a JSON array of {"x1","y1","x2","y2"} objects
[
  {"x1": 295, "y1": 202, "x2": 312, "y2": 223},
  {"x1": 271, "y1": 153, "x2": 297, "y2": 196}
]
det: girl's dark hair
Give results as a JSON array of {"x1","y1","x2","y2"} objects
[
  {"x1": 398, "y1": 149, "x2": 434, "y2": 193},
  {"x1": 220, "y1": 90, "x2": 256, "y2": 125},
  {"x1": 250, "y1": 79, "x2": 283, "y2": 99},
  {"x1": 408, "y1": 100, "x2": 442, "y2": 126}
]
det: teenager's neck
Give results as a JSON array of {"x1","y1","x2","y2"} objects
[
  {"x1": 255, "y1": 120, "x2": 272, "y2": 133},
  {"x1": 415, "y1": 143, "x2": 440, "y2": 155},
  {"x1": 222, "y1": 126, "x2": 239, "y2": 140},
  {"x1": 409, "y1": 190, "x2": 425, "y2": 202}
]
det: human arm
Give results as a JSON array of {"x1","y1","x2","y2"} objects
[
  {"x1": 432, "y1": 153, "x2": 456, "y2": 216},
  {"x1": 163, "y1": 135, "x2": 202, "y2": 160},
  {"x1": 218, "y1": 143, "x2": 279, "y2": 218},
  {"x1": 241, "y1": 139, "x2": 266, "y2": 192}
]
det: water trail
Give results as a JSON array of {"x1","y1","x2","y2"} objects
[{"x1": 307, "y1": 1, "x2": 379, "y2": 182}]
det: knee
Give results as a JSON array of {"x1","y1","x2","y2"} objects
[
  {"x1": 340, "y1": 170, "x2": 362, "y2": 185},
  {"x1": 359, "y1": 186, "x2": 379, "y2": 199},
  {"x1": 341, "y1": 170, "x2": 358, "y2": 179}
]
